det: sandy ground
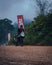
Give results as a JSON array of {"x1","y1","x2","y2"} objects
[{"x1": 0, "y1": 46, "x2": 52, "y2": 65}]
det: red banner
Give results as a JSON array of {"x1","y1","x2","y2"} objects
[{"x1": 17, "y1": 15, "x2": 24, "y2": 29}]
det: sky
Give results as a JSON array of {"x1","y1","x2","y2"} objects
[{"x1": 0, "y1": 0, "x2": 52, "y2": 23}]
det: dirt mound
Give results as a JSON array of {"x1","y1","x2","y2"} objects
[{"x1": 0, "y1": 46, "x2": 52, "y2": 65}]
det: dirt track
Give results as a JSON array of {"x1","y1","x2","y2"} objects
[{"x1": 0, "y1": 46, "x2": 52, "y2": 65}]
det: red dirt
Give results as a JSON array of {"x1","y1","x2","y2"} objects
[{"x1": 0, "y1": 46, "x2": 52, "y2": 65}]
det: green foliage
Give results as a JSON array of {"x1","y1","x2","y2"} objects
[{"x1": 24, "y1": 13, "x2": 52, "y2": 45}]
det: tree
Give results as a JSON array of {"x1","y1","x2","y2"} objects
[
  {"x1": 24, "y1": 0, "x2": 52, "y2": 45},
  {"x1": 35, "y1": 0, "x2": 52, "y2": 15},
  {"x1": 0, "y1": 18, "x2": 14, "y2": 44}
]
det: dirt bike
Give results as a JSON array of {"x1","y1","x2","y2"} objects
[{"x1": 14, "y1": 36, "x2": 24, "y2": 46}]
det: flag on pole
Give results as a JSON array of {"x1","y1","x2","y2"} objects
[{"x1": 17, "y1": 15, "x2": 24, "y2": 29}]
